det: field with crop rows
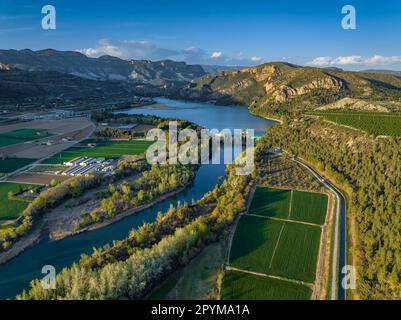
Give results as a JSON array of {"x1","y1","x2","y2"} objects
[
  {"x1": 221, "y1": 270, "x2": 312, "y2": 300},
  {"x1": 310, "y1": 111, "x2": 401, "y2": 136}
]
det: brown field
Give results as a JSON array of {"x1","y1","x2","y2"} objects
[
  {"x1": 0, "y1": 117, "x2": 94, "y2": 159},
  {"x1": 134, "y1": 124, "x2": 156, "y2": 132},
  {"x1": 6, "y1": 173, "x2": 71, "y2": 185}
]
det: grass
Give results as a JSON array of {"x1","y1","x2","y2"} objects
[
  {"x1": 291, "y1": 190, "x2": 328, "y2": 225},
  {"x1": 149, "y1": 272, "x2": 182, "y2": 300},
  {"x1": 0, "y1": 158, "x2": 37, "y2": 174},
  {"x1": 42, "y1": 140, "x2": 153, "y2": 164},
  {"x1": 230, "y1": 215, "x2": 321, "y2": 283},
  {"x1": 0, "y1": 129, "x2": 53, "y2": 147},
  {"x1": 149, "y1": 238, "x2": 230, "y2": 300},
  {"x1": 0, "y1": 182, "x2": 36, "y2": 220},
  {"x1": 221, "y1": 270, "x2": 312, "y2": 300},
  {"x1": 249, "y1": 187, "x2": 291, "y2": 219},
  {"x1": 309, "y1": 111, "x2": 401, "y2": 136}
]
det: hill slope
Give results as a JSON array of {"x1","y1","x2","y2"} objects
[
  {"x1": 177, "y1": 62, "x2": 401, "y2": 114},
  {"x1": 0, "y1": 69, "x2": 155, "y2": 105}
]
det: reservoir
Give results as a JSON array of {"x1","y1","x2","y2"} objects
[{"x1": 0, "y1": 98, "x2": 275, "y2": 299}]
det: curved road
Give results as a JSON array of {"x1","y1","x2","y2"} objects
[{"x1": 290, "y1": 157, "x2": 347, "y2": 300}]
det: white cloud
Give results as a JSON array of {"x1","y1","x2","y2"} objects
[
  {"x1": 211, "y1": 51, "x2": 223, "y2": 59},
  {"x1": 250, "y1": 56, "x2": 263, "y2": 62},
  {"x1": 79, "y1": 39, "x2": 264, "y2": 66},
  {"x1": 78, "y1": 39, "x2": 178, "y2": 60},
  {"x1": 309, "y1": 55, "x2": 401, "y2": 67}
]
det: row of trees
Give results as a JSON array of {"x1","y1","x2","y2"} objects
[
  {"x1": 0, "y1": 173, "x2": 104, "y2": 252},
  {"x1": 19, "y1": 161, "x2": 253, "y2": 299},
  {"x1": 259, "y1": 117, "x2": 401, "y2": 299},
  {"x1": 94, "y1": 127, "x2": 145, "y2": 139},
  {"x1": 78, "y1": 164, "x2": 197, "y2": 229}
]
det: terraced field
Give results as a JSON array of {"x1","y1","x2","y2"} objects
[
  {"x1": 223, "y1": 186, "x2": 328, "y2": 300},
  {"x1": 42, "y1": 140, "x2": 153, "y2": 164},
  {"x1": 222, "y1": 270, "x2": 312, "y2": 300}
]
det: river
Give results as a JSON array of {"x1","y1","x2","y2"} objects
[{"x1": 0, "y1": 98, "x2": 275, "y2": 299}]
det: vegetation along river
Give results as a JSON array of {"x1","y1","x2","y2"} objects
[{"x1": 0, "y1": 98, "x2": 275, "y2": 299}]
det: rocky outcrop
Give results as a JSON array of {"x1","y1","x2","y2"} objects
[
  {"x1": 267, "y1": 77, "x2": 345, "y2": 103},
  {"x1": 0, "y1": 63, "x2": 12, "y2": 70},
  {"x1": 176, "y1": 61, "x2": 401, "y2": 112}
]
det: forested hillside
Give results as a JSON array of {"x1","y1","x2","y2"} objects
[{"x1": 260, "y1": 117, "x2": 401, "y2": 299}]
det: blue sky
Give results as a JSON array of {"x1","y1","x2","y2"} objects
[{"x1": 1, "y1": 0, "x2": 401, "y2": 69}]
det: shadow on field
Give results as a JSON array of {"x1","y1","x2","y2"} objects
[{"x1": 249, "y1": 188, "x2": 289, "y2": 218}]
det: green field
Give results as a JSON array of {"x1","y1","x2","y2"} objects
[
  {"x1": 250, "y1": 187, "x2": 328, "y2": 225},
  {"x1": 0, "y1": 158, "x2": 37, "y2": 174},
  {"x1": 268, "y1": 221, "x2": 321, "y2": 283},
  {"x1": 29, "y1": 165, "x2": 67, "y2": 173},
  {"x1": 249, "y1": 187, "x2": 291, "y2": 219},
  {"x1": 0, "y1": 182, "x2": 35, "y2": 220},
  {"x1": 291, "y1": 190, "x2": 328, "y2": 225},
  {"x1": 221, "y1": 270, "x2": 312, "y2": 300},
  {"x1": 42, "y1": 140, "x2": 154, "y2": 164},
  {"x1": 0, "y1": 129, "x2": 53, "y2": 148},
  {"x1": 309, "y1": 111, "x2": 401, "y2": 136},
  {"x1": 229, "y1": 215, "x2": 321, "y2": 283}
]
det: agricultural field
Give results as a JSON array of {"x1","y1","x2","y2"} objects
[
  {"x1": 221, "y1": 270, "x2": 312, "y2": 300},
  {"x1": 249, "y1": 187, "x2": 291, "y2": 219},
  {"x1": 0, "y1": 182, "x2": 36, "y2": 220},
  {"x1": 229, "y1": 215, "x2": 321, "y2": 283},
  {"x1": 309, "y1": 111, "x2": 401, "y2": 136},
  {"x1": 291, "y1": 190, "x2": 328, "y2": 225},
  {"x1": 42, "y1": 139, "x2": 153, "y2": 164},
  {"x1": 0, "y1": 129, "x2": 53, "y2": 148},
  {"x1": 249, "y1": 187, "x2": 328, "y2": 225},
  {"x1": 223, "y1": 187, "x2": 329, "y2": 300},
  {"x1": 0, "y1": 158, "x2": 37, "y2": 175}
]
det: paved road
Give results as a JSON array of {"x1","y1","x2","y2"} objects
[{"x1": 291, "y1": 157, "x2": 347, "y2": 300}]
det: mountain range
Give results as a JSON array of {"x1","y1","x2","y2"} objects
[
  {"x1": 0, "y1": 49, "x2": 223, "y2": 85},
  {"x1": 2, "y1": 49, "x2": 401, "y2": 113}
]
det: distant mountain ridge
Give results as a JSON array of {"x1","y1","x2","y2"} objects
[{"x1": 0, "y1": 49, "x2": 210, "y2": 85}]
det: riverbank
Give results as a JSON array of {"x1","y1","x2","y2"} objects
[{"x1": 51, "y1": 185, "x2": 189, "y2": 240}]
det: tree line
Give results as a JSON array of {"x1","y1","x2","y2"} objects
[
  {"x1": 258, "y1": 117, "x2": 401, "y2": 299},
  {"x1": 19, "y1": 161, "x2": 253, "y2": 299}
]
